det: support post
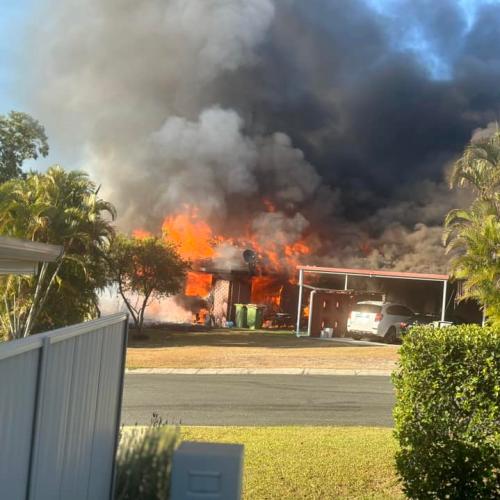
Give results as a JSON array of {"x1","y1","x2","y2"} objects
[
  {"x1": 307, "y1": 290, "x2": 317, "y2": 337},
  {"x1": 344, "y1": 274, "x2": 349, "y2": 290},
  {"x1": 110, "y1": 317, "x2": 129, "y2": 498},
  {"x1": 296, "y1": 269, "x2": 304, "y2": 337},
  {"x1": 440, "y1": 280, "x2": 447, "y2": 323},
  {"x1": 27, "y1": 337, "x2": 50, "y2": 500}
]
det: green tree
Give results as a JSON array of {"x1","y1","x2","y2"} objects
[
  {"x1": 0, "y1": 111, "x2": 49, "y2": 182},
  {"x1": 108, "y1": 235, "x2": 189, "y2": 337},
  {"x1": 444, "y1": 129, "x2": 500, "y2": 326},
  {"x1": 0, "y1": 166, "x2": 116, "y2": 338}
]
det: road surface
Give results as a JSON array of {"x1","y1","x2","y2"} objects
[{"x1": 121, "y1": 374, "x2": 394, "y2": 426}]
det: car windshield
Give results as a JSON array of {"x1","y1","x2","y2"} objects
[{"x1": 353, "y1": 304, "x2": 381, "y2": 314}]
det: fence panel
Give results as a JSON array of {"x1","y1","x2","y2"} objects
[
  {"x1": 0, "y1": 346, "x2": 40, "y2": 500},
  {"x1": 0, "y1": 313, "x2": 127, "y2": 500}
]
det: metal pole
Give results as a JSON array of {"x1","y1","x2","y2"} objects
[
  {"x1": 110, "y1": 317, "x2": 129, "y2": 499},
  {"x1": 344, "y1": 274, "x2": 349, "y2": 290},
  {"x1": 482, "y1": 307, "x2": 486, "y2": 327},
  {"x1": 27, "y1": 336, "x2": 51, "y2": 500},
  {"x1": 440, "y1": 280, "x2": 447, "y2": 323},
  {"x1": 307, "y1": 290, "x2": 317, "y2": 337},
  {"x1": 296, "y1": 269, "x2": 304, "y2": 337}
]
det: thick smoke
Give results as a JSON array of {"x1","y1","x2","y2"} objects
[
  {"x1": 472, "y1": 121, "x2": 498, "y2": 143},
  {"x1": 25, "y1": 0, "x2": 500, "y2": 273}
]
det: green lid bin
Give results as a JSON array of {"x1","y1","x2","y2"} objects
[
  {"x1": 246, "y1": 304, "x2": 265, "y2": 330},
  {"x1": 234, "y1": 304, "x2": 248, "y2": 328}
]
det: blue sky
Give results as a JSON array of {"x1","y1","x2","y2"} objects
[
  {"x1": 0, "y1": 0, "x2": 61, "y2": 169},
  {"x1": 0, "y1": 0, "x2": 32, "y2": 113}
]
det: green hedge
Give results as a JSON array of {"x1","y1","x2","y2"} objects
[{"x1": 393, "y1": 324, "x2": 500, "y2": 499}]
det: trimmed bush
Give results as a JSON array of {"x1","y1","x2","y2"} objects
[
  {"x1": 393, "y1": 324, "x2": 500, "y2": 499},
  {"x1": 115, "y1": 422, "x2": 178, "y2": 500}
]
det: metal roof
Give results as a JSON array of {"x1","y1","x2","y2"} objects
[
  {"x1": 297, "y1": 265, "x2": 449, "y2": 282},
  {"x1": 0, "y1": 236, "x2": 62, "y2": 275}
]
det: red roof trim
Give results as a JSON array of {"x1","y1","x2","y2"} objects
[{"x1": 296, "y1": 265, "x2": 448, "y2": 281}]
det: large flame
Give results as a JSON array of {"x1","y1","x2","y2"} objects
[
  {"x1": 185, "y1": 272, "x2": 212, "y2": 297},
  {"x1": 134, "y1": 203, "x2": 313, "y2": 307},
  {"x1": 251, "y1": 276, "x2": 283, "y2": 306},
  {"x1": 157, "y1": 204, "x2": 313, "y2": 280},
  {"x1": 162, "y1": 206, "x2": 216, "y2": 261}
]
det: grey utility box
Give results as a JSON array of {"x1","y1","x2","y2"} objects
[{"x1": 170, "y1": 441, "x2": 244, "y2": 500}]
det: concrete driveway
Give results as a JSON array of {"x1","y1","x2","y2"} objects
[{"x1": 121, "y1": 373, "x2": 395, "y2": 427}]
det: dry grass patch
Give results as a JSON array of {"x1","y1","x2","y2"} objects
[{"x1": 126, "y1": 328, "x2": 399, "y2": 370}]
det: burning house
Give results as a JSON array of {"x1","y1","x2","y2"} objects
[
  {"x1": 134, "y1": 206, "x2": 306, "y2": 327},
  {"x1": 27, "y1": 0, "x2": 500, "y2": 332}
]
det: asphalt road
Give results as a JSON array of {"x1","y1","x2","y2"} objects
[{"x1": 121, "y1": 374, "x2": 395, "y2": 427}]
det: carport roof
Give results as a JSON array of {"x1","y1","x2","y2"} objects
[
  {"x1": 0, "y1": 235, "x2": 62, "y2": 275},
  {"x1": 296, "y1": 265, "x2": 448, "y2": 282}
]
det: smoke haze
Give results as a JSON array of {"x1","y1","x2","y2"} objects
[{"x1": 25, "y1": 0, "x2": 500, "y2": 272}]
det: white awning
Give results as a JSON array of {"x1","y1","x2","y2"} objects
[{"x1": 0, "y1": 236, "x2": 62, "y2": 275}]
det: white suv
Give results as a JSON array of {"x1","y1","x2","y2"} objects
[{"x1": 347, "y1": 301, "x2": 414, "y2": 343}]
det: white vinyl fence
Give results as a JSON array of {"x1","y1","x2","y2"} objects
[{"x1": 0, "y1": 313, "x2": 128, "y2": 500}]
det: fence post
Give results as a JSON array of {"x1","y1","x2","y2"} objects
[
  {"x1": 27, "y1": 336, "x2": 51, "y2": 500},
  {"x1": 109, "y1": 317, "x2": 129, "y2": 499}
]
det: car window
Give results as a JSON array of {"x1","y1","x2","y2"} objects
[
  {"x1": 353, "y1": 304, "x2": 381, "y2": 314},
  {"x1": 387, "y1": 305, "x2": 412, "y2": 316}
]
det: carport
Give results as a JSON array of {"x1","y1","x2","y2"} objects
[
  {"x1": 295, "y1": 265, "x2": 449, "y2": 337},
  {"x1": 0, "y1": 235, "x2": 62, "y2": 275}
]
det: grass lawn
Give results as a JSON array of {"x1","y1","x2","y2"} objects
[
  {"x1": 180, "y1": 426, "x2": 402, "y2": 499},
  {"x1": 126, "y1": 327, "x2": 399, "y2": 371}
]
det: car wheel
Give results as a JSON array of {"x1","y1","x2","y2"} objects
[{"x1": 384, "y1": 327, "x2": 397, "y2": 344}]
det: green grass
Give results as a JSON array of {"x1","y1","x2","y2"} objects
[{"x1": 181, "y1": 426, "x2": 402, "y2": 500}]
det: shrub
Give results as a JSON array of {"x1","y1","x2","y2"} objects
[
  {"x1": 393, "y1": 324, "x2": 500, "y2": 499},
  {"x1": 115, "y1": 418, "x2": 179, "y2": 500}
]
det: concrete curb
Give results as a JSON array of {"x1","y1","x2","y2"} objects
[
  {"x1": 125, "y1": 367, "x2": 393, "y2": 376},
  {"x1": 308, "y1": 337, "x2": 392, "y2": 347}
]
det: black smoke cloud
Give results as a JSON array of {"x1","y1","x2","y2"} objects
[
  {"x1": 25, "y1": 0, "x2": 500, "y2": 272},
  {"x1": 216, "y1": 0, "x2": 500, "y2": 212}
]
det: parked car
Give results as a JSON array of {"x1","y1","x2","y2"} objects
[
  {"x1": 398, "y1": 314, "x2": 453, "y2": 337},
  {"x1": 347, "y1": 301, "x2": 414, "y2": 343},
  {"x1": 397, "y1": 313, "x2": 439, "y2": 337}
]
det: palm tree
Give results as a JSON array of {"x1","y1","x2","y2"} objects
[
  {"x1": 0, "y1": 166, "x2": 116, "y2": 338},
  {"x1": 449, "y1": 127, "x2": 500, "y2": 210},
  {"x1": 443, "y1": 202, "x2": 500, "y2": 325},
  {"x1": 444, "y1": 129, "x2": 500, "y2": 327}
]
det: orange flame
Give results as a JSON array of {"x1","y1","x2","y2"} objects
[
  {"x1": 132, "y1": 229, "x2": 152, "y2": 240},
  {"x1": 196, "y1": 307, "x2": 209, "y2": 325},
  {"x1": 185, "y1": 272, "x2": 212, "y2": 297},
  {"x1": 162, "y1": 207, "x2": 215, "y2": 261},
  {"x1": 251, "y1": 276, "x2": 284, "y2": 307},
  {"x1": 134, "y1": 205, "x2": 314, "y2": 308}
]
